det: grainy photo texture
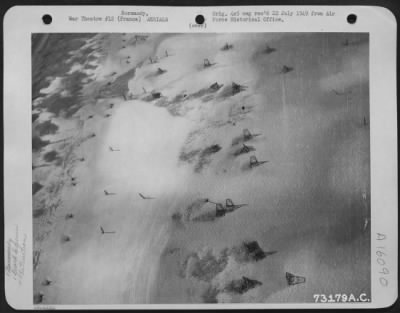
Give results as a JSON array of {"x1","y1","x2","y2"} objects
[{"x1": 32, "y1": 33, "x2": 370, "y2": 304}]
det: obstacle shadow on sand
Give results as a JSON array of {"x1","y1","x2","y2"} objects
[{"x1": 216, "y1": 82, "x2": 248, "y2": 100}]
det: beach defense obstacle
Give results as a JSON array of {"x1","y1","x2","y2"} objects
[
  {"x1": 157, "y1": 68, "x2": 167, "y2": 75},
  {"x1": 243, "y1": 130, "x2": 253, "y2": 140},
  {"x1": 34, "y1": 292, "x2": 44, "y2": 304},
  {"x1": 264, "y1": 45, "x2": 276, "y2": 54},
  {"x1": 203, "y1": 58, "x2": 216, "y2": 68},
  {"x1": 43, "y1": 278, "x2": 52, "y2": 286},
  {"x1": 62, "y1": 235, "x2": 71, "y2": 242},
  {"x1": 281, "y1": 65, "x2": 294, "y2": 74},
  {"x1": 332, "y1": 89, "x2": 347, "y2": 96},
  {"x1": 242, "y1": 241, "x2": 277, "y2": 261},
  {"x1": 363, "y1": 218, "x2": 369, "y2": 231},
  {"x1": 286, "y1": 272, "x2": 306, "y2": 286},
  {"x1": 139, "y1": 193, "x2": 155, "y2": 200},
  {"x1": 232, "y1": 82, "x2": 247, "y2": 95},
  {"x1": 226, "y1": 199, "x2": 235, "y2": 208},
  {"x1": 249, "y1": 155, "x2": 268, "y2": 168},
  {"x1": 241, "y1": 143, "x2": 251, "y2": 153},
  {"x1": 133, "y1": 35, "x2": 149, "y2": 42},
  {"x1": 221, "y1": 42, "x2": 234, "y2": 51},
  {"x1": 211, "y1": 200, "x2": 247, "y2": 218},
  {"x1": 236, "y1": 143, "x2": 253, "y2": 155},
  {"x1": 149, "y1": 56, "x2": 159, "y2": 64},
  {"x1": 151, "y1": 91, "x2": 162, "y2": 99},
  {"x1": 215, "y1": 203, "x2": 226, "y2": 217},
  {"x1": 104, "y1": 190, "x2": 116, "y2": 196},
  {"x1": 100, "y1": 226, "x2": 116, "y2": 234},
  {"x1": 225, "y1": 199, "x2": 248, "y2": 211}
]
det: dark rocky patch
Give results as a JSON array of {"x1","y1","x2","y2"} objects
[
  {"x1": 32, "y1": 136, "x2": 50, "y2": 152},
  {"x1": 171, "y1": 212, "x2": 182, "y2": 222},
  {"x1": 33, "y1": 207, "x2": 47, "y2": 218},
  {"x1": 189, "y1": 249, "x2": 229, "y2": 282},
  {"x1": 180, "y1": 248, "x2": 229, "y2": 283},
  {"x1": 32, "y1": 33, "x2": 93, "y2": 101},
  {"x1": 225, "y1": 276, "x2": 262, "y2": 294},
  {"x1": 98, "y1": 67, "x2": 137, "y2": 100},
  {"x1": 32, "y1": 113, "x2": 40, "y2": 122},
  {"x1": 38, "y1": 92, "x2": 81, "y2": 118},
  {"x1": 40, "y1": 70, "x2": 89, "y2": 118},
  {"x1": 84, "y1": 63, "x2": 97, "y2": 70},
  {"x1": 33, "y1": 292, "x2": 44, "y2": 304},
  {"x1": 202, "y1": 285, "x2": 219, "y2": 303},
  {"x1": 43, "y1": 150, "x2": 59, "y2": 163},
  {"x1": 32, "y1": 182, "x2": 44, "y2": 195},
  {"x1": 35, "y1": 120, "x2": 59, "y2": 136},
  {"x1": 195, "y1": 144, "x2": 222, "y2": 172},
  {"x1": 86, "y1": 54, "x2": 97, "y2": 62},
  {"x1": 179, "y1": 149, "x2": 200, "y2": 163}
]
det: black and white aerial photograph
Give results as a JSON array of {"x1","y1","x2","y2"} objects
[{"x1": 32, "y1": 33, "x2": 370, "y2": 304}]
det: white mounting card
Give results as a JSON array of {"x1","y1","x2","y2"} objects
[{"x1": 3, "y1": 5, "x2": 398, "y2": 310}]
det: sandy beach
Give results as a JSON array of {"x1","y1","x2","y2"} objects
[{"x1": 32, "y1": 33, "x2": 370, "y2": 304}]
